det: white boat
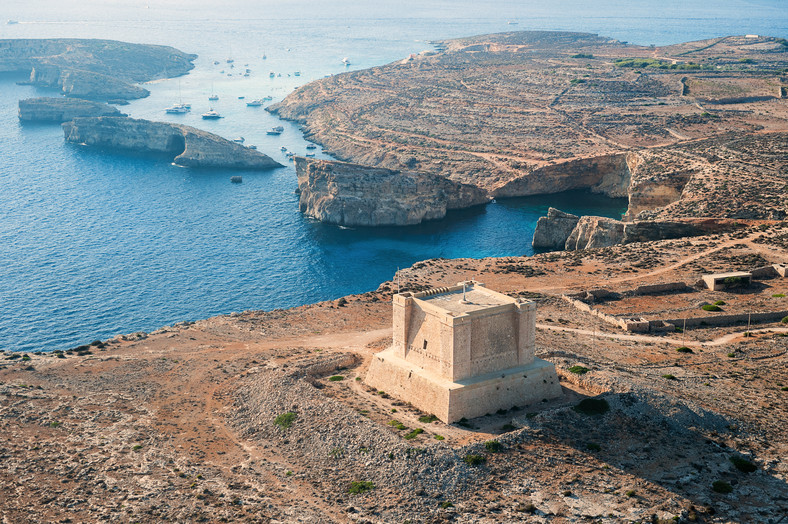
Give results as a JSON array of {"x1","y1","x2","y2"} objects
[
  {"x1": 285, "y1": 152, "x2": 295, "y2": 157},
  {"x1": 246, "y1": 99, "x2": 263, "y2": 106},
  {"x1": 208, "y1": 94, "x2": 219, "y2": 101},
  {"x1": 247, "y1": 145, "x2": 257, "y2": 150},
  {"x1": 226, "y1": 58, "x2": 234, "y2": 63},
  {"x1": 232, "y1": 137, "x2": 245, "y2": 143},
  {"x1": 213, "y1": 60, "x2": 220, "y2": 65},
  {"x1": 342, "y1": 57, "x2": 350, "y2": 65},
  {"x1": 201, "y1": 109, "x2": 222, "y2": 119},
  {"x1": 294, "y1": 71, "x2": 301, "y2": 77},
  {"x1": 280, "y1": 146, "x2": 287, "y2": 152},
  {"x1": 238, "y1": 96, "x2": 245, "y2": 99},
  {"x1": 266, "y1": 126, "x2": 284, "y2": 135},
  {"x1": 305, "y1": 144, "x2": 317, "y2": 150},
  {"x1": 165, "y1": 104, "x2": 189, "y2": 114},
  {"x1": 262, "y1": 96, "x2": 273, "y2": 101},
  {"x1": 305, "y1": 152, "x2": 316, "y2": 157},
  {"x1": 7, "y1": 20, "x2": 19, "y2": 25},
  {"x1": 269, "y1": 71, "x2": 275, "y2": 78}
]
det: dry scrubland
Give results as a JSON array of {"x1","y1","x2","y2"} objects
[
  {"x1": 2, "y1": 224, "x2": 788, "y2": 523},
  {"x1": 2, "y1": 32, "x2": 788, "y2": 523}
]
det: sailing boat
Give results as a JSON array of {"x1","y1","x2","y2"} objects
[
  {"x1": 165, "y1": 79, "x2": 191, "y2": 113},
  {"x1": 208, "y1": 81, "x2": 219, "y2": 101}
]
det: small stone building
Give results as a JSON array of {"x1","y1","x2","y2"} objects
[
  {"x1": 365, "y1": 281, "x2": 561, "y2": 423},
  {"x1": 702, "y1": 271, "x2": 752, "y2": 291}
]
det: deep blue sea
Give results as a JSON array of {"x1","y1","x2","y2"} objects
[{"x1": 1, "y1": 1, "x2": 786, "y2": 352}]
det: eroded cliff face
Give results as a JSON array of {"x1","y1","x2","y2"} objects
[
  {"x1": 294, "y1": 157, "x2": 489, "y2": 227},
  {"x1": 19, "y1": 97, "x2": 123, "y2": 123},
  {"x1": 532, "y1": 208, "x2": 580, "y2": 250},
  {"x1": 546, "y1": 213, "x2": 745, "y2": 251},
  {"x1": 493, "y1": 154, "x2": 637, "y2": 199},
  {"x1": 62, "y1": 117, "x2": 281, "y2": 170}
]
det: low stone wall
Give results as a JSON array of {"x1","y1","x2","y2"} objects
[
  {"x1": 561, "y1": 295, "x2": 626, "y2": 330},
  {"x1": 664, "y1": 310, "x2": 788, "y2": 328},
  {"x1": 632, "y1": 282, "x2": 686, "y2": 295}
]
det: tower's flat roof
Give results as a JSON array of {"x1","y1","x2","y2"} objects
[{"x1": 416, "y1": 285, "x2": 514, "y2": 314}]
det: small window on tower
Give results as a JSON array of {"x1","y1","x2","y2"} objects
[{"x1": 423, "y1": 340, "x2": 428, "y2": 350}]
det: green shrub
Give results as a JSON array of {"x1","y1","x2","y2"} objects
[
  {"x1": 573, "y1": 398, "x2": 610, "y2": 416},
  {"x1": 570, "y1": 78, "x2": 586, "y2": 84},
  {"x1": 132, "y1": 444, "x2": 143, "y2": 451},
  {"x1": 418, "y1": 414, "x2": 438, "y2": 423},
  {"x1": 388, "y1": 420, "x2": 407, "y2": 431},
  {"x1": 571, "y1": 53, "x2": 594, "y2": 59},
  {"x1": 440, "y1": 501, "x2": 453, "y2": 509},
  {"x1": 676, "y1": 346, "x2": 693, "y2": 353},
  {"x1": 348, "y1": 481, "x2": 375, "y2": 495},
  {"x1": 403, "y1": 428, "x2": 423, "y2": 440},
  {"x1": 723, "y1": 276, "x2": 745, "y2": 289},
  {"x1": 782, "y1": 316, "x2": 788, "y2": 324},
  {"x1": 273, "y1": 412, "x2": 296, "y2": 430},
  {"x1": 501, "y1": 423, "x2": 516, "y2": 431},
  {"x1": 772, "y1": 293, "x2": 785, "y2": 298},
  {"x1": 568, "y1": 365, "x2": 589, "y2": 375},
  {"x1": 463, "y1": 454, "x2": 486, "y2": 466},
  {"x1": 712, "y1": 480, "x2": 733, "y2": 493},
  {"x1": 434, "y1": 434, "x2": 445, "y2": 441},
  {"x1": 625, "y1": 490, "x2": 636, "y2": 497},
  {"x1": 727, "y1": 352, "x2": 736, "y2": 358},
  {"x1": 729, "y1": 456, "x2": 757, "y2": 473},
  {"x1": 586, "y1": 442, "x2": 601, "y2": 451},
  {"x1": 485, "y1": 440, "x2": 503, "y2": 452},
  {"x1": 713, "y1": 300, "x2": 726, "y2": 306},
  {"x1": 702, "y1": 305, "x2": 722, "y2": 312},
  {"x1": 328, "y1": 375, "x2": 344, "y2": 381},
  {"x1": 662, "y1": 374, "x2": 677, "y2": 380}
]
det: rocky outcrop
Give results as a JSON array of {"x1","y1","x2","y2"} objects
[
  {"x1": 294, "y1": 157, "x2": 490, "y2": 226},
  {"x1": 556, "y1": 215, "x2": 745, "y2": 251},
  {"x1": 532, "y1": 208, "x2": 580, "y2": 249},
  {"x1": 62, "y1": 117, "x2": 282, "y2": 170},
  {"x1": 0, "y1": 39, "x2": 196, "y2": 100},
  {"x1": 18, "y1": 97, "x2": 123, "y2": 122},
  {"x1": 565, "y1": 216, "x2": 626, "y2": 250}
]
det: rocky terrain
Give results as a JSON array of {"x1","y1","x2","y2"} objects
[
  {"x1": 294, "y1": 157, "x2": 489, "y2": 226},
  {"x1": 18, "y1": 97, "x2": 124, "y2": 122},
  {"x1": 0, "y1": 38, "x2": 196, "y2": 100},
  {"x1": 2, "y1": 222, "x2": 787, "y2": 522},
  {"x1": 270, "y1": 32, "x2": 787, "y2": 231},
  {"x1": 62, "y1": 116, "x2": 282, "y2": 170}
]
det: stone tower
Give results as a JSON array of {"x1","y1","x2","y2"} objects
[{"x1": 365, "y1": 281, "x2": 561, "y2": 423}]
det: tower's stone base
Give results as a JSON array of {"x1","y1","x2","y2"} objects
[{"x1": 365, "y1": 349, "x2": 562, "y2": 423}]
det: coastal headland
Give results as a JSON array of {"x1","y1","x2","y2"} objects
[
  {"x1": 0, "y1": 38, "x2": 196, "y2": 100},
  {"x1": 2, "y1": 224, "x2": 787, "y2": 522},
  {"x1": 273, "y1": 32, "x2": 787, "y2": 237}
]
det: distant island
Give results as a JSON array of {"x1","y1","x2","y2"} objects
[
  {"x1": 0, "y1": 38, "x2": 196, "y2": 100},
  {"x1": 272, "y1": 32, "x2": 787, "y2": 240}
]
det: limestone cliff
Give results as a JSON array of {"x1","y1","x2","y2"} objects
[
  {"x1": 19, "y1": 97, "x2": 123, "y2": 123},
  {"x1": 0, "y1": 39, "x2": 196, "y2": 100},
  {"x1": 557, "y1": 214, "x2": 744, "y2": 251},
  {"x1": 62, "y1": 117, "x2": 282, "y2": 170},
  {"x1": 493, "y1": 154, "x2": 637, "y2": 199},
  {"x1": 532, "y1": 208, "x2": 580, "y2": 250},
  {"x1": 294, "y1": 157, "x2": 489, "y2": 227}
]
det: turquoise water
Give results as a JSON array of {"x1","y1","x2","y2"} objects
[{"x1": 1, "y1": 1, "x2": 786, "y2": 352}]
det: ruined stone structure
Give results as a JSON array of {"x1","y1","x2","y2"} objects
[{"x1": 366, "y1": 281, "x2": 561, "y2": 423}]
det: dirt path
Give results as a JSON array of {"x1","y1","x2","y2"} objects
[{"x1": 537, "y1": 323, "x2": 788, "y2": 348}]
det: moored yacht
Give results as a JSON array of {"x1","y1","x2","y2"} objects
[
  {"x1": 246, "y1": 99, "x2": 263, "y2": 107},
  {"x1": 201, "y1": 109, "x2": 222, "y2": 119},
  {"x1": 266, "y1": 126, "x2": 284, "y2": 135}
]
